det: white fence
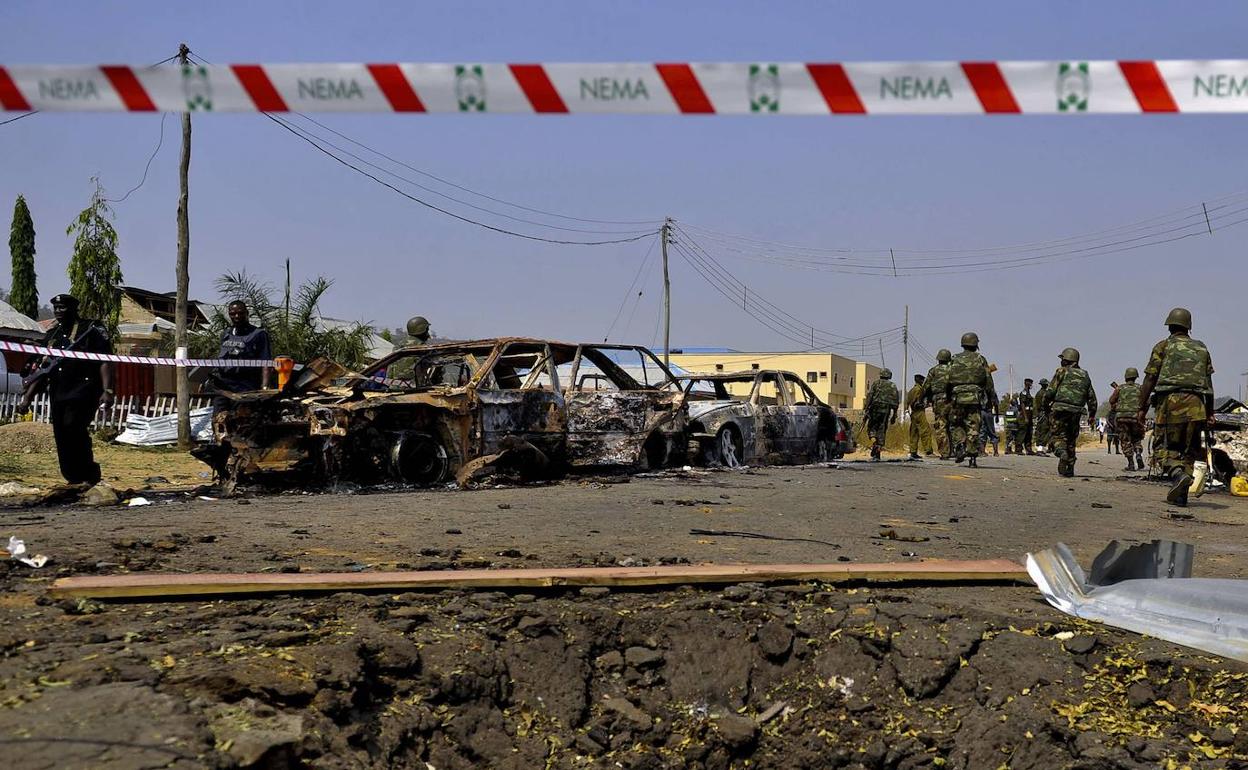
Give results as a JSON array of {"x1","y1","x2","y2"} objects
[{"x1": 0, "y1": 392, "x2": 214, "y2": 431}]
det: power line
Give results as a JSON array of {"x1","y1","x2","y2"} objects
[
  {"x1": 106, "y1": 112, "x2": 168, "y2": 203},
  {"x1": 0, "y1": 112, "x2": 37, "y2": 127},
  {"x1": 277, "y1": 114, "x2": 656, "y2": 236},
  {"x1": 290, "y1": 113, "x2": 657, "y2": 227},
  {"x1": 603, "y1": 233, "x2": 660, "y2": 342},
  {"x1": 262, "y1": 113, "x2": 659, "y2": 247}
]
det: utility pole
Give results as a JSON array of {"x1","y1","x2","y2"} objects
[
  {"x1": 901, "y1": 305, "x2": 909, "y2": 424},
  {"x1": 661, "y1": 218, "x2": 671, "y2": 368},
  {"x1": 175, "y1": 43, "x2": 192, "y2": 449}
]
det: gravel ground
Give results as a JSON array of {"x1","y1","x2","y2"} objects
[{"x1": 1, "y1": 453, "x2": 1246, "y2": 768}]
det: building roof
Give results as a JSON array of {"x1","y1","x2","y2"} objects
[{"x1": 0, "y1": 298, "x2": 45, "y2": 340}]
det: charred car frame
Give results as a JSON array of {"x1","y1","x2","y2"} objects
[{"x1": 199, "y1": 338, "x2": 687, "y2": 489}]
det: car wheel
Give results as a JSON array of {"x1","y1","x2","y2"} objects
[
  {"x1": 817, "y1": 437, "x2": 836, "y2": 462},
  {"x1": 717, "y1": 427, "x2": 743, "y2": 468},
  {"x1": 390, "y1": 432, "x2": 449, "y2": 484}
]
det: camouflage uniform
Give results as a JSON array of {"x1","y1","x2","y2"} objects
[
  {"x1": 1109, "y1": 376, "x2": 1145, "y2": 470},
  {"x1": 1015, "y1": 386, "x2": 1035, "y2": 454},
  {"x1": 864, "y1": 374, "x2": 900, "y2": 459},
  {"x1": 1034, "y1": 380, "x2": 1053, "y2": 451},
  {"x1": 1002, "y1": 395, "x2": 1020, "y2": 454},
  {"x1": 1045, "y1": 361, "x2": 1097, "y2": 477},
  {"x1": 906, "y1": 382, "x2": 933, "y2": 456},
  {"x1": 924, "y1": 356, "x2": 953, "y2": 458},
  {"x1": 1144, "y1": 334, "x2": 1214, "y2": 478},
  {"x1": 945, "y1": 339, "x2": 995, "y2": 465}
]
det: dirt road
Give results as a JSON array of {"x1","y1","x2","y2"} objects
[{"x1": 1, "y1": 454, "x2": 1246, "y2": 768}]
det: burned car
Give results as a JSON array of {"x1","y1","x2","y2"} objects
[
  {"x1": 200, "y1": 339, "x2": 686, "y2": 489},
  {"x1": 680, "y1": 370, "x2": 850, "y2": 466}
]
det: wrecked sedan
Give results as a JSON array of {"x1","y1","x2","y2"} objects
[
  {"x1": 202, "y1": 339, "x2": 687, "y2": 488},
  {"x1": 680, "y1": 370, "x2": 850, "y2": 466}
]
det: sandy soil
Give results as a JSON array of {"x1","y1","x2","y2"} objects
[{"x1": 1, "y1": 452, "x2": 1246, "y2": 768}]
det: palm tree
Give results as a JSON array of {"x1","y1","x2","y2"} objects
[{"x1": 187, "y1": 269, "x2": 374, "y2": 370}]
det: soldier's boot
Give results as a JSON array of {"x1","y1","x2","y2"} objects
[
  {"x1": 1004, "y1": 446, "x2": 1013, "y2": 455},
  {"x1": 909, "y1": 451, "x2": 920, "y2": 460},
  {"x1": 1167, "y1": 468, "x2": 1192, "y2": 507},
  {"x1": 968, "y1": 456, "x2": 978, "y2": 468},
  {"x1": 1125, "y1": 455, "x2": 1136, "y2": 472},
  {"x1": 1136, "y1": 451, "x2": 1145, "y2": 470},
  {"x1": 993, "y1": 442, "x2": 999, "y2": 457},
  {"x1": 954, "y1": 442, "x2": 965, "y2": 464}
]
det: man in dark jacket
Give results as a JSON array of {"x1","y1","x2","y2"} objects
[{"x1": 19, "y1": 294, "x2": 114, "y2": 484}]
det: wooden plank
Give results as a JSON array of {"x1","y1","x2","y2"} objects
[{"x1": 49, "y1": 558, "x2": 1030, "y2": 600}]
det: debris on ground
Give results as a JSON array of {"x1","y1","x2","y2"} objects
[
  {"x1": 5, "y1": 535, "x2": 48, "y2": 567},
  {"x1": 1026, "y1": 540, "x2": 1248, "y2": 663}
]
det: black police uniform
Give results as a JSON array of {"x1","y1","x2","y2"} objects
[{"x1": 44, "y1": 318, "x2": 112, "y2": 484}]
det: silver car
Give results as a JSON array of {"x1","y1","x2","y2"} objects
[{"x1": 679, "y1": 370, "x2": 849, "y2": 467}]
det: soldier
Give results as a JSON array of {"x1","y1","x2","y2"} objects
[
  {"x1": 945, "y1": 332, "x2": 996, "y2": 468},
  {"x1": 1136, "y1": 307, "x2": 1215, "y2": 507},
  {"x1": 1110, "y1": 368, "x2": 1146, "y2": 471},
  {"x1": 1016, "y1": 379, "x2": 1036, "y2": 454},
  {"x1": 1034, "y1": 377, "x2": 1052, "y2": 454},
  {"x1": 924, "y1": 349, "x2": 953, "y2": 459},
  {"x1": 864, "y1": 368, "x2": 900, "y2": 461},
  {"x1": 1002, "y1": 394, "x2": 1019, "y2": 454},
  {"x1": 906, "y1": 374, "x2": 934, "y2": 459},
  {"x1": 406, "y1": 316, "x2": 432, "y2": 345},
  {"x1": 1044, "y1": 348, "x2": 1098, "y2": 477}
]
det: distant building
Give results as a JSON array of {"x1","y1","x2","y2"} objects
[
  {"x1": 0, "y1": 298, "x2": 45, "y2": 394},
  {"x1": 666, "y1": 348, "x2": 883, "y2": 410}
]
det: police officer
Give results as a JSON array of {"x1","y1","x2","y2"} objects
[
  {"x1": 924, "y1": 349, "x2": 953, "y2": 459},
  {"x1": 1044, "y1": 348, "x2": 1097, "y2": 478},
  {"x1": 18, "y1": 294, "x2": 114, "y2": 485},
  {"x1": 1034, "y1": 377, "x2": 1052, "y2": 454},
  {"x1": 1110, "y1": 368, "x2": 1146, "y2": 472},
  {"x1": 1002, "y1": 394, "x2": 1020, "y2": 454},
  {"x1": 945, "y1": 332, "x2": 996, "y2": 468},
  {"x1": 1136, "y1": 308, "x2": 1214, "y2": 507},
  {"x1": 864, "y1": 368, "x2": 899, "y2": 461}
]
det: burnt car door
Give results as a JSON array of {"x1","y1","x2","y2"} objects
[
  {"x1": 782, "y1": 372, "x2": 822, "y2": 459},
  {"x1": 563, "y1": 345, "x2": 685, "y2": 468},
  {"x1": 751, "y1": 372, "x2": 793, "y2": 459},
  {"x1": 476, "y1": 342, "x2": 568, "y2": 462}
]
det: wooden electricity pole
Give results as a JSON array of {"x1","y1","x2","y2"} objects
[
  {"x1": 175, "y1": 43, "x2": 192, "y2": 448},
  {"x1": 661, "y1": 218, "x2": 671, "y2": 368},
  {"x1": 901, "y1": 305, "x2": 909, "y2": 423}
]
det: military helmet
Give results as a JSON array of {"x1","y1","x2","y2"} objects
[
  {"x1": 1164, "y1": 307, "x2": 1192, "y2": 330},
  {"x1": 1038, "y1": 378, "x2": 1049, "y2": 387},
  {"x1": 406, "y1": 316, "x2": 431, "y2": 338},
  {"x1": 936, "y1": 348, "x2": 952, "y2": 363},
  {"x1": 1060, "y1": 347, "x2": 1080, "y2": 363},
  {"x1": 880, "y1": 368, "x2": 892, "y2": 379},
  {"x1": 1124, "y1": 367, "x2": 1139, "y2": 380},
  {"x1": 960, "y1": 332, "x2": 979, "y2": 348}
]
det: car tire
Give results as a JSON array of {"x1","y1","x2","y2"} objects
[
  {"x1": 717, "y1": 426, "x2": 743, "y2": 468},
  {"x1": 390, "y1": 432, "x2": 449, "y2": 484}
]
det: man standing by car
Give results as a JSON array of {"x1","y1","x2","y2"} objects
[
  {"x1": 1136, "y1": 307, "x2": 1214, "y2": 507},
  {"x1": 924, "y1": 349, "x2": 953, "y2": 459},
  {"x1": 211, "y1": 301, "x2": 272, "y2": 414},
  {"x1": 864, "y1": 368, "x2": 899, "y2": 461},
  {"x1": 18, "y1": 294, "x2": 114, "y2": 485},
  {"x1": 906, "y1": 374, "x2": 933, "y2": 459}
]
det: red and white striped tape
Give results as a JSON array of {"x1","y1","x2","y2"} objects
[
  {"x1": 2, "y1": 60, "x2": 1247, "y2": 115},
  {"x1": 0, "y1": 340, "x2": 272, "y2": 368}
]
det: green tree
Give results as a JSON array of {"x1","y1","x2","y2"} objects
[
  {"x1": 8, "y1": 195, "x2": 38, "y2": 320},
  {"x1": 188, "y1": 269, "x2": 374, "y2": 370},
  {"x1": 66, "y1": 178, "x2": 123, "y2": 335}
]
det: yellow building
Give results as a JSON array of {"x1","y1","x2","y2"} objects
[{"x1": 668, "y1": 349, "x2": 883, "y2": 410}]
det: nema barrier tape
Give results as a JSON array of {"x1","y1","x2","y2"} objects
[
  {"x1": 0, "y1": 340, "x2": 272, "y2": 368},
  {"x1": 3, "y1": 60, "x2": 1247, "y2": 115}
]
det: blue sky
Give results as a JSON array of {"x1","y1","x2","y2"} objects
[{"x1": 2, "y1": 1, "x2": 1246, "y2": 397}]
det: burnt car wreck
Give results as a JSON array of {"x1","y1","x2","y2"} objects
[
  {"x1": 681, "y1": 370, "x2": 851, "y2": 466},
  {"x1": 198, "y1": 339, "x2": 687, "y2": 490}
]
